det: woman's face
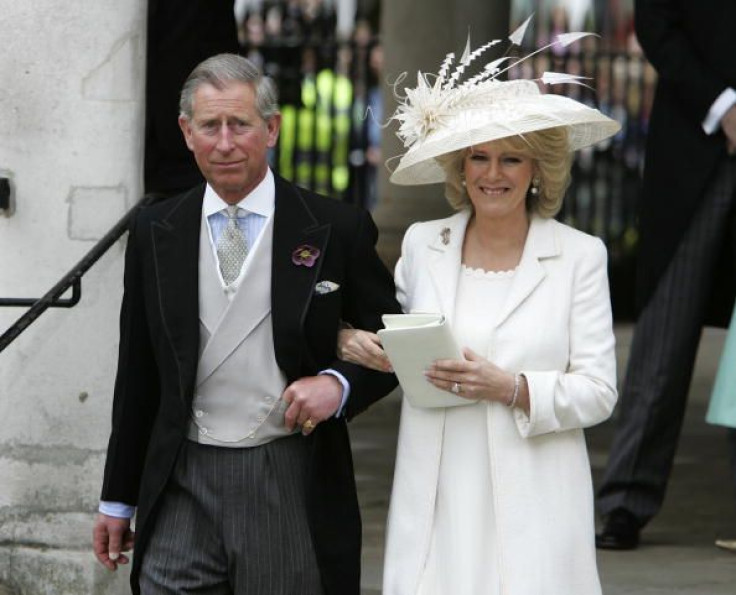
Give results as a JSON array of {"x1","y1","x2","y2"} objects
[{"x1": 462, "y1": 140, "x2": 535, "y2": 221}]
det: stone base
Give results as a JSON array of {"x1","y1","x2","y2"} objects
[{"x1": 0, "y1": 547, "x2": 129, "y2": 595}]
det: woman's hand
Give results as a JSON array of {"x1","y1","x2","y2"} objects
[
  {"x1": 425, "y1": 347, "x2": 529, "y2": 413},
  {"x1": 337, "y1": 328, "x2": 393, "y2": 373}
]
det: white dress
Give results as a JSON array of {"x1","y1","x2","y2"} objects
[{"x1": 417, "y1": 265, "x2": 515, "y2": 595}]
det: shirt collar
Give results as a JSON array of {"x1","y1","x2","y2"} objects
[{"x1": 203, "y1": 168, "x2": 275, "y2": 217}]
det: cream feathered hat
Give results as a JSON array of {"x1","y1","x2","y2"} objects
[{"x1": 388, "y1": 16, "x2": 621, "y2": 186}]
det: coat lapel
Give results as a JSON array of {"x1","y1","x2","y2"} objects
[
  {"x1": 271, "y1": 176, "x2": 331, "y2": 381},
  {"x1": 150, "y1": 185, "x2": 204, "y2": 404},
  {"x1": 426, "y1": 210, "x2": 472, "y2": 323},
  {"x1": 494, "y1": 216, "x2": 559, "y2": 328}
]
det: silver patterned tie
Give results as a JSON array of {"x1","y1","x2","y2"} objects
[{"x1": 217, "y1": 205, "x2": 248, "y2": 285}]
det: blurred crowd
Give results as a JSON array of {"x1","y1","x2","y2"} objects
[{"x1": 234, "y1": 0, "x2": 383, "y2": 209}]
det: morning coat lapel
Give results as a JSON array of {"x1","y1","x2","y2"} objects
[
  {"x1": 426, "y1": 209, "x2": 472, "y2": 324},
  {"x1": 271, "y1": 176, "x2": 331, "y2": 380},
  {"x1": 494, "y1": 216, "x2": 559, "y2": 328},
  {"x1": 150, "y1": 185, "x2": 203, "y2": 403}
]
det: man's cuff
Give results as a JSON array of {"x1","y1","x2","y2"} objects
[
  {"x1": 319, "y1": 369, "x2": 351, "y2": 417},
  {"x1": 99, "y1": 501, "x2": 136, "y2": 519},
  {"x1": 703, "y1": 88, "x2": 736, "y2": 135}
]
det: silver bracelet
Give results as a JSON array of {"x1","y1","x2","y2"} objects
[{"x1": 506, "y1": 373, "x2": 521, "y2": 408}]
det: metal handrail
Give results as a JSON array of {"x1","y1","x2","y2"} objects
[
  {"x1": 0, "y1": 280, "x2": 81, "y2": 308},
  {"x1": 0, "y1": 194, "x2": 161, "y2": 354}
]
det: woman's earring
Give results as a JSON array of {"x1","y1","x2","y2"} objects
[
  {"x1": 460, "y1": 173, "x2": 466, "y2": 188},
  {"x1": 530, "y1": 177, "x2": 540, "y2": 196}
]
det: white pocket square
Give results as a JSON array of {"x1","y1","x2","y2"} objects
[{"x1": 314, "y1": 280, "x2": 340, "y2": 295}]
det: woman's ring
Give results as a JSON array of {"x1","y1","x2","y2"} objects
[
  {"x1": 451, "y1": 382, "x2": 461, "y2": 394},
  {"x1": 303, "y1": 419, "x2": 315, "y2": 430}
]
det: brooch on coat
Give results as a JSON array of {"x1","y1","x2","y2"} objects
[{"x1": 440, "y1": 227, "x2": 451, "y2": 245}]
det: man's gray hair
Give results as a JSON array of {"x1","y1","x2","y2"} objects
[{"x1": 179, "y1": 53, "x2": 279, "y2": 121}]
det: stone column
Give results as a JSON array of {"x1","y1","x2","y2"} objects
[
  {"x1": 375, "y1": 0, "x2": 511, "y2": 266},
  {"x1": 0, "y1": 1, "x2": 146, "y2": 593}
]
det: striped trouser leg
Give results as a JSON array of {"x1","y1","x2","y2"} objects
[
  {"x1": 139, "y1": 435, "x2": 324, "y2": 595},
  {"x1": 597, "y1": 157, "x2": 736, "y2": 523}
]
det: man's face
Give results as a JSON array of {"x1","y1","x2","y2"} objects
[{"x1": 179, "y1": 81, "x2": 280, "y2": 204}]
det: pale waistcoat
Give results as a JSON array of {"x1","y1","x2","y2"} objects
[{"x1": 188, "y1": 212, "x2": 295, "y2": 447}]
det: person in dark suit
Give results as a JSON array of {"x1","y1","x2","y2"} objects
[
  {"x1": 596, "y1": 0, "x2": 736, "y2": 549},
  {"x1": 145, "y1": 0, "x2": 240, "y2": 195},
  {"x1": 92, "y1": 53, "x2": 400, "y2": 594}
]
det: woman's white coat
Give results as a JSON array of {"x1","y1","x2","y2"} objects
[{"x1": 383, "y1": 209, "x2": 617, "y2": 595}]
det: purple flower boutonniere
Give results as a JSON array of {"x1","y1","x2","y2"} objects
[{"x1": 292, "y1": 244, "x2": 321, "y2": 267}]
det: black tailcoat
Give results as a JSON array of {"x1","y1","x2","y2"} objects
[
  {"x1": 635, "y1": 0, "x2": 736, "y2": 325},
  {"x1": 101, "y1": 175, "x2": 400, "y2": 594}
]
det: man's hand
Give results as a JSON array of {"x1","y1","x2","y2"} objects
[
  {"x1": 282, "y1": 375, "x2": 343, "y2": 434},
  {"x1": 93, "y1": 514, "x2": 135, "y2": 571},
  {"x1": 721, "y1": 104, "x2": 736, "y2": 155},
  {"x1": 337, "y1": 328, "x2": 393, "y2": 373}
]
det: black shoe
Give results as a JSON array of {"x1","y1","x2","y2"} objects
[{"x1": 596, "y1": 509, "x2": 641, "y2": 550}]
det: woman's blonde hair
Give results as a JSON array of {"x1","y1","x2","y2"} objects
[{"x1": 436, "y1": 127, "x2": 572, "y2": 218}]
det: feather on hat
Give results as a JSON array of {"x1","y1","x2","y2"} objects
[{"x1": 388, "y1": 17, "x2": 621, "y2": 186}]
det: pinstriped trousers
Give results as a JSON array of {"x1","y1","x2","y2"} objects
[
  {"x1": 139, "y1": 435, "x2": 323, "y2": 595},
  {"x1": 597, "y1": 156, "x2": 736, "y2": 524}
]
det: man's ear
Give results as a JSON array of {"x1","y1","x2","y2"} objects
[
  {"x1": 178, "y1": 115, "x2": 194, "y2": 151},
  {"x1": 266, "y1": 113, "x2": 282, "y2": 148}
]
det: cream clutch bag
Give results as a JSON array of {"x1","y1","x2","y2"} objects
[{"x1": 378, "y1": 313, "x2": 475, "y2": 408}]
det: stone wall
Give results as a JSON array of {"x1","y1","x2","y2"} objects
[{"x1": 0, "y1": 1, "x2": 146, "y2": 593}]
